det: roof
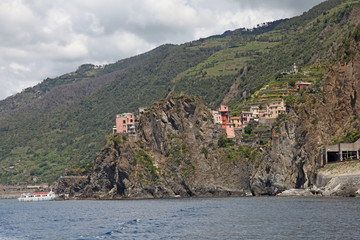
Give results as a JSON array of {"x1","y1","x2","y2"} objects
[{"x1": 296, "y1": 81, "x2": 312, "y2": 85}]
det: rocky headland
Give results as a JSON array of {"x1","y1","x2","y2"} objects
[{"x1": 57, "y1": 96, "x2": 256, "y2": 199}]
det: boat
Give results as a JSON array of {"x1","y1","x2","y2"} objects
[{"x1": 18, "y1": 190, "x2": 57, "y2": 202}]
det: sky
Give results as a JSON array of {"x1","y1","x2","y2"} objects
[{"x1": 0, "y1": 0, "x2": 325, "y2": 100}]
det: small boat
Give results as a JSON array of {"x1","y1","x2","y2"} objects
[{"x1": 18, "y1": 190, "x2": 57, "y2": 202}]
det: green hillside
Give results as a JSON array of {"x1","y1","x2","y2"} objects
[{"x1": 0, "y1": 0, "x2": 359, "y2": 185}]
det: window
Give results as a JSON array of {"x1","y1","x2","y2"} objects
[
  {"x1": 123, "y1": 125, "x2": 126, "y2": 128},
  {"x1": 123, "y1": 120, "x2": 126, "y2": 124},
  {"x1": 130, "y1": 119, "x2": 133, "y2": 123},
  {"x1": 123, "y1": 130, "x2": 126, "y2": 133}
]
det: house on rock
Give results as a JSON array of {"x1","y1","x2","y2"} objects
[{"x1": 114, "y1": 113, "x2": 136, "y2": 134}]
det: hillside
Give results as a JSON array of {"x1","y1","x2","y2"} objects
[{"x1": 1, "y1": 0, "x2": 360, "y2": 185}]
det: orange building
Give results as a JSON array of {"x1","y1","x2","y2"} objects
[{"x1": 218, "y1": 105, "x2": 230, "y2": 129}]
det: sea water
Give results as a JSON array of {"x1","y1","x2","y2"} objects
[{"x1": 0, "y1": 197, "x2": 359, "y2": 239}]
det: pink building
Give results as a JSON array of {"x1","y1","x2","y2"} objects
[
  {"x1": 115, "y1": 113, "x2": 136, "y2": 134},
  {"x1": 297, "y1": 81, "x2": 312, "y2": 91},
  {"x1": 241, "y1": 111, "x2": 253, "y2": 126}
]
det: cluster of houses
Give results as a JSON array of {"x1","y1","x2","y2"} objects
[
  {"x1": 212, "y1": 100, "x2": 287, "y2": 138},
  {"x1": 112, "y1": 99, "x2": 288, "y2": 139},
  {"x1": 112, "y1": 64, "x2": 314, "y2": 138}
]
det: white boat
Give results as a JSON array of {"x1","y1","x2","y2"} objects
[{"x1": 18, "y1": 190, "x2": 57, "y2": 202}]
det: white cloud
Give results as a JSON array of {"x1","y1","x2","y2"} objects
[{"x1": 0, "y1": 0, "x2": 325, "y2": 100}]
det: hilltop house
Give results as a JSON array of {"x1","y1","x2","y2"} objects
[{"x1": 114, "y1": 113, "x2": 136, "y2": 134}]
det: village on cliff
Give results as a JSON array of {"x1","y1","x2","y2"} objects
[{"x1": 112, "y1": 64, "x2": 312, "y2": 139}]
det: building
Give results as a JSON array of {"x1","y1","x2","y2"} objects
[
  {"x1": 259, "y1": 110, "x2": 266, "y2": 118},
  {"x1": 250, "y1": 106, "x2": 260, "y2": 119},
  {"x1": 218, "y1": 105, "x2": 231, "y2": 129},
  {"x1": 265, "y1": 100, "x2": 286, "y2": 119},
  {"x1": 231, "y1": 116, "x2": 242, "y2": 128},
  {"x1": 297, "y1": 81, "x2": 312, "y2": 91},
  {"x1": 322, "y1": 139, "x2": 360, "y2": 165},
  {"x1": 212, "y1": 110, "x2": 222, "y2": 124},
  {"x1": 291, "y1": 63, "x2": 298, "y2": 74},
  {"x1": 212, "y1": 105, "x2": 235, "y2": 138},
  {"x1": 241, "y1": 111, "x2": 253, "y2": 125},
  {"x1": 115, "y1": 113, "x2": 136, "y2": 134}
]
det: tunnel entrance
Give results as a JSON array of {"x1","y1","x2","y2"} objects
[{"x1": 327, "y1": 152, "x2": 339, "y2": 163}]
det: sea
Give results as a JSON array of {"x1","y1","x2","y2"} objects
[{"x1": 0, "y1": 196, "x2": 359, "y2": 240}]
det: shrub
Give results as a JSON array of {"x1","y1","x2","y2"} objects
[{"x1": 135, "y1": 151, "x2": 158, "y2": 179}]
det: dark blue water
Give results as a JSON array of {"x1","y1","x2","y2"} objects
[{"x1": 0, "y1": 197, "x2": 359, "y2": 239}]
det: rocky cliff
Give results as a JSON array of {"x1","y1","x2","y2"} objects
[
  {"x1": 251, "y1": 32, "x2": 360, "y2": 196},
  {"x1": 57, "y1": 96, "x2": 255, "y2": 199}
]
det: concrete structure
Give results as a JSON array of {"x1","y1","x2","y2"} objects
[
  {"x1": 297, "y1": 81, "x2": 312, "y2": 91},
  {"x1": 322, "y1": 139, "x2": 360, "y2": 165},
  {"x1": 115, "y1": 113, "x2": 136, "y2": 134},
  {"x1": 231, "y1": 117, "x2": 242, "y2": 128},
  {"x1": 212, "y1": 110, "x2": 222, "y2": 124},
  {"x1": 265, "y1": 100, "x2": 286, "y2": 119},
  {"x1": 225, "y1": 123, "x2": 236, "y2": 138},
  {"x1": 138, "y1": 107, "x2": 147, "y2": 114}
]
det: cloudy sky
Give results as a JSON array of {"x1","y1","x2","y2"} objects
[{"x1": 0, "y1": 0, "x2": 325, "y2": 100}]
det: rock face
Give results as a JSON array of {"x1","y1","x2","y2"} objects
[
  {"x1": 59, "y1": 96, "x2": 254, "y2": 199},
  {"x1": 251, "y1": 37, "x2": 360, "y2": 196}
]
